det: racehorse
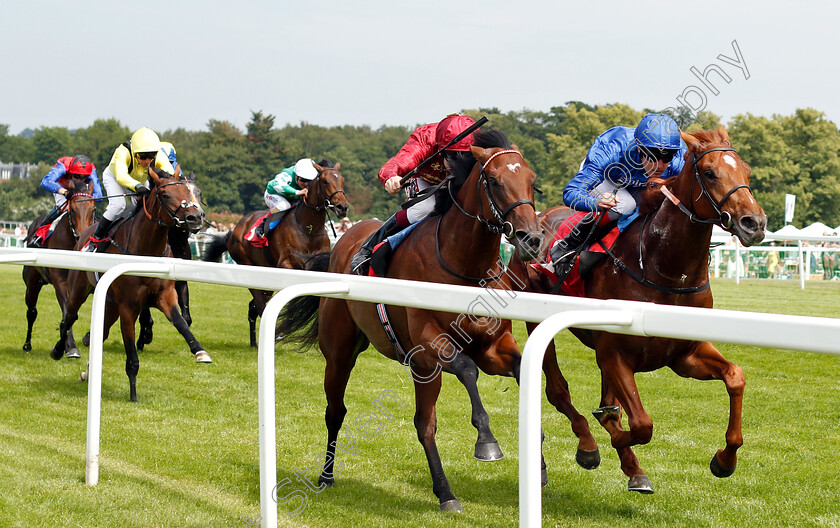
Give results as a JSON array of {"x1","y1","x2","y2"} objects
[
  {"x1": 21, "y1": 179, "x2": 96, "y2": 352},
  {"x1": 133, "y1": 172, "x2": 204, "y2": 352},
  {"x1": 50, "y1": 167, "x2": 211, "y2": 402},
  {"x1": 276, "y1": 130, "x2": 545, "y2": 511},
  {"x1": 508, "y1": 125, "x2": 767, "y2": 493},
  {"x1": 203, "y1": 160, "x2": 349, "y2": 347}
]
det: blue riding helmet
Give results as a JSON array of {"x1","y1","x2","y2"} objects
[{"x1": 634, "y1": 113, "x2": 681, "y2": 150}]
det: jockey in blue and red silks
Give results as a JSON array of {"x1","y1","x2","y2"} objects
[
  {"x1": 30, "y1": 155, "x2": 103, "y2": 247},
  {"x1": 549, "y1": 113, "x2": 688, "y2": 281},
  {"x1": 350, "y1": 114, "x2": 477, "y2": 275}
]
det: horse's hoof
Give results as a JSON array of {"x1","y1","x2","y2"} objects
[
  {"x1": 22, "y1": 343, "x2": 31, "y2": 352},
  {"x1": 576, "y1": 448, "x2": 601, "y2": 470},
  {"x1": 710, "y1": 454, "x2": 736, "y2": 478},
  {"x1": 79, "y1": 371, "x2": 88, "y2": 382},
  {"x1": 50, "y1": 347, "x2": 64, "y2": 361},
  {"x1": 628, "y1": 474, "x2": 654, "y2": 494},
  {"x1": 474, "y1": 441, "x2": 504, "y2": 461},
  {"x1": 82, "y1": 332, "x2": 90, "y2": 347},
  {"x1": 195, "y1": 351, "x2": 212, "y2": 364},
  {"x1": 317, "y1": 476, "x2": 334, "y2": 488},
  {"x1": 592, "y1": 405, "x2": 620, "y2": 423},
  {"x1": 440, "y1": 499, "x2": 463, "y2": 512},
  {"x1": 65, "y1": 349, "x2": 81, "y2": 359}
]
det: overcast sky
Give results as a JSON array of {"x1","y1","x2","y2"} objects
[{"x1": 2, "y1": 1, "x2": 838, "y2": 135}]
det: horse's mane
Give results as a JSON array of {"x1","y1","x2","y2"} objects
[
  {"x1": 315, "y1": 159, "x2": 336, "y2": 169},
  {"x1": 432, "y1": 129, "x2": 512, "y2": 216},
  {"x1": 637, "y1": 128, "x2": 730, "y2": 216}
]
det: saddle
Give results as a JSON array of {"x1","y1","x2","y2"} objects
[
  {"x1": 532, "y1": 212, "x2": 621, "y2": 297},
  {"x1": 367, "y1": 222, "x2": 421, "y2": 277},
  {"x1": 244, "y1": 209, "x2": 291, "y2": 247}
]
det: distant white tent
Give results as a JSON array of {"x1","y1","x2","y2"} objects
[
  {"x1": 798, "y1": 222, "x2": 836, "y2": 236},
  {"x1": 771, "y1": 224, "x2": 801, "y2": 237}
]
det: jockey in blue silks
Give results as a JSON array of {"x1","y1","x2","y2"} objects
[{"x1": 550, "y1": 113, "x2": 688, "y2": 280}]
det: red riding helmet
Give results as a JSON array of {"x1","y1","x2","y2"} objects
[
  {"x1": 435, "y1": 114, "x2": 477, "y2": 151},
  {"x1": 68, "y1": 155, "x2": 94, "y2": 176}
]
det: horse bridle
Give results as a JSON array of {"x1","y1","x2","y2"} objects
[
  {"x1": 65, "y1": 191, "x2": 94, "y2": 238},
  {"x1": 448, "y1": 149, "x2": 536, "y2": 237},
  {"x1": 143, "y1": 179, "x2": 202, "y2": 229},
  {"x1": 301, "y1": 168, "x2": 346, "y2": 213},
  {"x1": 668, "y1": 147, "x2": 753, "y2": 228}
]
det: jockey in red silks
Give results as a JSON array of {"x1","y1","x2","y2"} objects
[
  {"x1": 30, "y1": 155, "x2": 103, "y2": 247},
  {"x1": 350, "y1": 114, "x2": 477, "y2": 275},
  {"x1": 549, "y1": 113, "x2": 688, "y2": 282}
]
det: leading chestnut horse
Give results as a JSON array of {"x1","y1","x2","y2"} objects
[
  {"x1": 203, "y1": 160, "x2": 349, "y2": 347},
  {"x1": 277, "y1": 130, "x2": 545, "y2": 511},
  {"x1": 51, "y1": 167, "x2": 211, "y2": 402},
  {"x1": 508, "y1": 125, "x2": 767, "y2": 493},
  {"x1": 21, "y1": 179, "x2": 97, "y2": 353}
]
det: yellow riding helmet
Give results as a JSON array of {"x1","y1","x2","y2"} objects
[{"x1": 130, "y1": 127, "x2": 161, "y2": 156}]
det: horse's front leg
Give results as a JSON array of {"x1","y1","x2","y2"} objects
[
  {"x1": 119, "y1": 305, "x2": 141, "y2": 402},
  {"x1": 418, "y1": 324, "x2": 502, "y2": 463},
  {"x1": 175, "y1": 280, "x2": 191, "y2": 326},
  {"x1": 594, "y1": 344, "x2": 655, "y2": 493},
  {"x1": 158, "y1": 288, "x2": 212, "y2": 363},
  {"x1": 137, "y1": 307, "x2": 154, "y2": 351},
  {"x1": 670, "y1": 340, "x2": 744, "y2": 478},
  {"x1": 412, "y1": 371, "x2": 463, "y2": 511},
  {"x1": 527, "y1": 321, "x2": 601, "y2": 470},
  {"x1": 22, "y1": 270, "x2": 44, "y2": 352}
]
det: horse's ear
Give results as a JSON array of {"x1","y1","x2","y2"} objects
[
  {"x1": 148, "y1": 167, "x2": 161, "y2": 186},
  {"x1": 511, "y1": 142, "x2": 520, "y2": 152},
  {"x1": 470, "y1": 145, "x2": 489, "y2": 164},
  {"x1": 716, "y1": 124, "x2": 732, "y2": 146},
  {"x1": 174, "y1": 165, "x2": 182, "y2": 180},
  {"x1": 188, "y1": 170, "x2": 196, "y2": 182},
  {"x1": 680, "y1": 130, "x2": 700, "y2": 151},
  {"x1": 334, "y1": 162, "x2": 340, "y2": 171},
  {"x1": 313, "y1": 162, "x2": 324, "y2": 173}
]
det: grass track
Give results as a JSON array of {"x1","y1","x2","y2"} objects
[{"x1": 0, "y1": 266, "x2": 838, "y2": 527}]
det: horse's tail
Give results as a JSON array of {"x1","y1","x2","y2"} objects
[
  {"x1": 275, "y1": 251, "x2": 331, "y2": 347},
  {"x1": 201, "y1": 232, "x2": 232, "y2": 262}
]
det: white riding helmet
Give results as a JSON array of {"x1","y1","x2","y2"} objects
[{"x1": 294, "y1": 158, "x2": 318, "y2": 181}]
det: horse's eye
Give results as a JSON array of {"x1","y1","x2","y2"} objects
[
  {"x1": 704, "y1": 168, "x2": 716, "y2": 180},
  {"x1": 488, "y1": 177, "x2": 500, "y2": 188}
]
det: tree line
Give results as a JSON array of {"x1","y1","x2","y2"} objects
[{"x1": 1, "y1": 103, "x2": 838, "y2": 232}]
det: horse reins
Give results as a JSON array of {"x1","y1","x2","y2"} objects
[
  {"x1": 437, "y1": 149, "x2": 534, "y2": 282},
  {"x1": 659, "y1": 147, "x2": 753, "y2": 229},
  {"x1": 599, "y1": 146, "x2": 752, "y2": 295},
  {"x1": 65, "y1": 191, "x2": 94, "y2": 238},
  {"x1": 298, "y1": 167, "x2": 346, "y2": 237},
  {"x1": 448, "y1": 149, "x2": 535, "y2": 237}
]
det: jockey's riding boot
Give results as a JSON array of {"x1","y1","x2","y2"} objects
[
  {"x1": 29, "y1": 207, "x2": 61, "y2": 247},
  {"x1": 350, "y1": 214, "x2": 402, "y2": 276},
  {"x1": 549, "y1": 213, "x2": 601, "y2": 283},
  {"x1": 87, "y1": 217, "x2": 114, "y2": 253}
]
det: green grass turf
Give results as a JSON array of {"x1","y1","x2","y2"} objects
[{"x1": 0, "y1": 266, "x2": 838, "y2": 527}]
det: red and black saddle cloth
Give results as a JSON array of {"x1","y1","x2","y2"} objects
[
  {"x1": 243, "y1": 212, "x2": 271, "y2": 247},
  {"x1": 531, "y1": 211, "x2": 621, "y2": 297}
]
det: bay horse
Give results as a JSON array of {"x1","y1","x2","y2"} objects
[
  {"x1": 277, "y1": 130, "x2": 546, "y2": 511},
  {"x1": 21, "y1": 179, "x2": 96, "y2": 352},
  {"x1": 133, "y1": 173, "x2": 204, "y2": 352},
  {"x1": 508, "y1": 125, "x2": 767, "y2": 493},
  {"x1": 50, "y1": 167, "x2": 211, "y2": 402},
  {"x1": 203, "y1": 160, "x2": 349, "y2": 347}
]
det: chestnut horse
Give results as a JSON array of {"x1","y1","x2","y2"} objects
[
  {"x1": 203, "y1": 160, "x2": 349, "y2": 347},
  {"x1": 51, "y1": 167, "x2": 211, "y2": 402},
  {"x1": 21, "y1": 179, "x2": 97, "y2": 353},
  {"x1": 509, "y1": 125, "x2": 767, "y2": 493},
  {"x1": 277, "y1": 130, "x2": 545, "y2": 511}
]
